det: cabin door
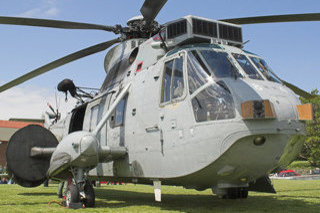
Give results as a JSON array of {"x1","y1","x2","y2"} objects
[{"x1": 158, "y1": 52, "x2": 190, "y2": 152}]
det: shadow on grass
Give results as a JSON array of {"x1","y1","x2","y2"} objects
[
  {"x1": 277, "y1": 187, "x2": 320, "y2": 193},
  {"x1": 0, "y1": 202, "x2": 49, "y2": 207},
  {"x1": 18, "y1": 192, "x2": 56, "y2": 196},
  {"x1": 93, "y1": 189, "x2": 320, "y2": 212}
]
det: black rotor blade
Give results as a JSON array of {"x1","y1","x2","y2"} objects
[
  {"x1": 140, "y1": 0, "x2": 168, "y2": 22},
  {"x1": 0, "y1": 38, "x2": 121, "y2": 93},
  {"x1": 282, "y1": 80, "x2": 315, "y2": 99},
  {"x1": 0, "y1": 16, "x2": 117, "y2": 32},
  {"x1": 220, "y1": 13, "x2": 320, "y2": 25}
]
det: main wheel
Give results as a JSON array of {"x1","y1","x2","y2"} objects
[
  {"x1": 225, "y1": 187, "x2": 248, "y2": 199},
  {"x1": 84, "y1": 181, "x2": 95, "y2": 207},
  {"x1": 65, "y1": 183, "x2": 80, "y2": 207}
]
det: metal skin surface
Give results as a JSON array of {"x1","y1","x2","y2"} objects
[{"x1": 45, "y1": 35, "x2": 306, "y2": 192}]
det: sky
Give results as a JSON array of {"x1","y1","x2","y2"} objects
[{"x1": 0, "y1": 0, "x2": 320, "y2": 120}]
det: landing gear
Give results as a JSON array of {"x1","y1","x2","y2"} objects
[
  {"x1": 83, "y1": 181, "x2": 95, "y2": 207},
  {"x1": 212, "y1": 187, "x2": 248, "y2": 199},
  {"x1": 64, "y1": 180, "x2": 95, "y2": 208},
  {"x1": 64, "y1": 168, "x2": 96, "y2": 208},
  {"x1": 65, "y1": 183, "x2": 80, "y2": 207},
  {"x1": 223, "y1": 187, "x2": 248, "y2": 199}
]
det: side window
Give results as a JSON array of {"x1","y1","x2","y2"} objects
[
  {"x1": 89, "y1": 97, "x2": 106, "y2": 132},
  {"x1": 250, "y1": 57, "x2": 281, "y2": 83},
  {"x1": 110, "y1": 96, "x2": 127, "y2": 128},
  {"x1": 161, "y1": 55, "x2": 185, "y2": 103},
  {"x1": 172, "y1": 57, "x2": 184, "y2": 99},
  {"x1": 89, "y1": 105, "x2": 99, "y2": 131},
  {"x1": 162, "y1": 60, "x2": 173, "y2": 103}
]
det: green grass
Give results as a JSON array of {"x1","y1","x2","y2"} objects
[
  {"x1": 287, "y1": 160, "x2": 320, "y2": 175},
  {"x1": 1, "y1": 180, "x2": 320, "y2": 212},
  {"x1": 287, "y1": 161, "x2": 314, "y2": 170}
]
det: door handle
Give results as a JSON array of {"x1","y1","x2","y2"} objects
[{"x1": 145, "y1": 124, "x2": 159, "y2": 132}]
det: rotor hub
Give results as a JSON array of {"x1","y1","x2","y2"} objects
[{"x1": 124, "y1": 15, "x2": 159, "y2": 39}]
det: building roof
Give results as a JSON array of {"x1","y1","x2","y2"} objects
[
  {"x1": 0, "y1": 120, "x2": 43, "y2": 142},
  {"x1": 0, "y1": 120, "x2": 42, "y2": 129}
]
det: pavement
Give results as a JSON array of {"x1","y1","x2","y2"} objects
[{"x1": 270, "y1": 174, "x2": 320, "y2": 180}]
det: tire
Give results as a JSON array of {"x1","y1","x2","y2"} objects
[
  {"x1": 65, "y1": 183, "x2": 80, "y2": 207},
  {"x1": 240, "y1": 188, "x2": 248, "y2": 199},
  {"x1": 226, "y1": 187, "x2": 248, "y2": 199},
  {"x1": 84, "y1": 181, "x2": 95, "y2": 207},
  {"x1": 227, "y1": 188, "x2": 238, "y2": 199}
]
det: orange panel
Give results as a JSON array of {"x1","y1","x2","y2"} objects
[
  {"x1": 241, "y1": 101, "x2": 254, "y2": 119},
  {"x1": 264, "y1": 100, "x2": 276, "y2": 118},
  {"x1": 297, "y1": 104, "x2": 314, "y2": 121},
  {"x1": 242, "y1": 100, "x2": 275, "y2": 120}
]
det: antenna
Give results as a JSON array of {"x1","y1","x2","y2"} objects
[{"x1": 54, "y1": 88, "x2": 61, "y2": 121}]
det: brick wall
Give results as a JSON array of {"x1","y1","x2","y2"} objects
[{"x1": 0, "y1": 141, "x2": 7, "y2": 168}]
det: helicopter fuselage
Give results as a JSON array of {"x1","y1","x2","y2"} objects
[
  {"x1": 49, "y1": 36, "x2": 306, "y2": 193},
  {"x1": 2, "y1": 2, "x2": 319, "y2": 207}
]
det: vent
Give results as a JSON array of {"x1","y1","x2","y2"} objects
[
  {"x1": 163, "y1": 16, "x2": 243, "y2": 48},
  {"x1": 192, "y1": 18, "x2": 217, "y2": 37},
  {"x1": 218, "y1": 24, "x2": 242, "y2": 42},
  {"x1": 167, "y1": 19, "x2": 187, "y2": 39}
]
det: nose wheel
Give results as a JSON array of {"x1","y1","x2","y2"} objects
[
  {"x1": 212, "y1": 187, "x2": 248, "y2": 199},
  {"x1": 83, "y1": 181, "x2": 95, "y2": 207},
  {"x1": 224, "y1": 187, "x2": 248, "y2": 199}
]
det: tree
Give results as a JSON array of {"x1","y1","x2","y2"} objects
[{"x1": 300, "y1": 89, "x2": 320, "y2": 166}]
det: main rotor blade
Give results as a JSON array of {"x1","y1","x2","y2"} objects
[
  {"x1": 0, "y1": 38, "x2": 121, "y2": 93},
  {"x1": 282, "y1": 80, "x2": 315, "y2": 99},
  {"x1": 0, "y1": 16, "x2": 117, "y2": 32},
  {"x1": 220, "y1": 13, "x2": 320, "y2": 25},
  {"x1": 140, "y1": 0, "x2": 168, "y2": 22}
]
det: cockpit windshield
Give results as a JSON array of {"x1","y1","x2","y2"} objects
[
  {"x1": 232, "y1": 53, "x2": 263, "y2": 80},
  {"x1": 199, "y1": 50, "x2": 240, "y2": 78},
  {"x1": 187, "y1": 51, "x2": 210, "y2": 94},
  {"x1": 187, "y1": 51, "x2": 236, "y2": 122},
  {"x1": 250, "y1": 57, "x2": 281, "y2": 83}
]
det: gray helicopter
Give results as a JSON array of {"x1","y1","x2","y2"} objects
[{"x1": 0, "y1": 0, "x2": 318, "y2": 208}]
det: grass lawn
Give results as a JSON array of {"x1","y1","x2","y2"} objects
[
  {"x1": 286, "y1": 161, "x2": 319, "y2": 175},
  {"x1": 0, "y1": 180, "x2": 320, "y2": 212}
]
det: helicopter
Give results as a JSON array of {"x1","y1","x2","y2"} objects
[{"x1": 0, "y1": 0, "x2": 319, "y2": 208}]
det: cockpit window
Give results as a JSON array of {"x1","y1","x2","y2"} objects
[
  {"x1": 199, "y1": 50, "x2": 240, "y2": 78},
  {"x1": 162, "y1": 60, "x2": 173, "y2": 103},
  {"x1": 172, "y1": 57, "x2": 185, "y2": 99},
  {"x1": 191, "y1": 84, "x2": 235, "y2": 122},
  {"x1": 187, "y1": 51, "x2": 236, "y2": 122},
  {"x1": 187, "y1": 52, "x2": 209, "y2": 94},
  {"x1": 191, "y1": 50, "x2": 211, "y2": 76},
  {"x1": 161, "y1": 56, "x2": 185, "y2": 103},
  {"x1": 250, "y1": 57, "x2": 281, "y2": 83},
  {"x1": 232, "y1": 53, "x2": 263, "y2": 80}
]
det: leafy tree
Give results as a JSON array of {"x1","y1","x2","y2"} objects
[{"x1": 300, "y1": 89, "x2": 320, "y2": 166}]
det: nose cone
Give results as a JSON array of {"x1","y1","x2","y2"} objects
[
  {"x1": 225, "y1": 79, "x2": 300, "y2": 121},
  {"x1": 250, "y1": 81, "x2": 300, "y2": 121},
  {"x1": 47, "y1": 131, "x2": 99, "y2": 179}
]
